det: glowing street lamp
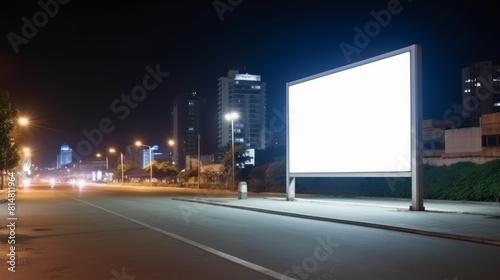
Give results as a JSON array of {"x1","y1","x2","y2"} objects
[
  {"x1": 96, "y1": 153, "x2": 108, "y2": 170},
  {"x1": 22, "y1": 147, "x2": 31, "y2": 156},
  {"x1": 109, "y1": 148, "x2": 124, "y2": 184},
  {"x1": 18, "y1": 117, "x2": 29, "y2": 126},
  {"x1": 167, "y1": 139, "x2": 175, "y2": 165},
  {"x1": 225, "y1": 112, "x2": 239, "y2": 188},
  {"x1": 135, "y1": 141, "x2": 153, "y2": 185}
]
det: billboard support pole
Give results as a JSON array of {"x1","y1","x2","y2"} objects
[
  {"x1": 286, "y1": 177, "x2": 295, "y2": 201},
  {"x1": 410, "y1": 44, "x2": 425, "y2": 211}
]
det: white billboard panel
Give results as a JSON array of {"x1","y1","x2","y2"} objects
[{"x1": 287, "y1": 45, "x2": 418, "y2": 176}]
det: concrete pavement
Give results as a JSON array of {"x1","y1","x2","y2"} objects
[
  {"x1": 4, "y1": 184, "x2": 500, "y2": 246},
  {"x1": 173, "y1": 194, "x2": 500, "y2": 247}
]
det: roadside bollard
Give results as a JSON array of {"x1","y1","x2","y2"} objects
[{"x1": 238, "y1": 181, "x2": 247, "y2": 200}]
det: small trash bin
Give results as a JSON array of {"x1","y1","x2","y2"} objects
[{"x1": 238, "y1": 181, "x2": 247, "y2": 200}]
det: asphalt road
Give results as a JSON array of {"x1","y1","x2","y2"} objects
[{"x1": 1, "y1": 183, "x2": 499, "y2": 280}]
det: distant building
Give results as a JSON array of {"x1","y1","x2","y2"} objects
[
  {"x1": 171, "y1": 92, "x2": 201, "y2": 169},
  {"x1": 422, "y1": 119, "x2": 455, "y2": 158},
  {"x1": 461, "y1": 60, "x2": 500, "y2": 126},
  {"x1": 125, "y1": 145, "x2": 156, "y2": 168},
  {"x1": 217, "y1": 69, "x2": 267, "y2": 159},
  {"x1": 424, "y1": 112, "x2": 500, "y2": 166},
  {"x1": 57, "y1": 144, "x2": 72, "y2": 169}
]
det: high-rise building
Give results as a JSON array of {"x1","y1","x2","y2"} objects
[
  {"x1": 125, "y1": 145, "x2": 156, "y2": 168},
  {"x1": 461, "y1": 60, "x2": 500, "y2": 126},
  {"x1": 57, "y1": 144, "x2": 72, "y2": 169},
  {"x1": 171, "y1": 92, "x2": 200, "y2": 169},
  {"x1": 217, "y1": 69, "x2": 267, "y2": 157}
]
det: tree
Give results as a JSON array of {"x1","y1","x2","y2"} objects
[
  {"x1": 144, "y1": 160, "x2": 179, "y2": 181},
  {"x1": 0, "y1": 92, "x2": 21, "y2": 189},
  {"x1": 220, "y1": 143, "x2": 252, "y2": 185},
  {"x1": 264, "y1": 156, "x2": 286, "y2": 189},
  {"x1": 114, "y1": 163, "x2": 137, "y2": 182}
]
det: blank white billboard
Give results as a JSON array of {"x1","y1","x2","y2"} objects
[{"x1": 287, "y1": 46, "x2": 417, "y2": 176}]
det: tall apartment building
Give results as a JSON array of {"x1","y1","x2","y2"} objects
[
  {"x1": 461, "y1": 60, "x2": 500, "y2": 126},
  {"x1": 217, "y1": 69, "x2": 267, "y2": 156},
  {"x1": 57, "y1": 144, "x2": 72, "y2": 169},
  {"x1": 125, "y1": 145, "x2": 156, "y2": 168},
  {"x1": 171, "y1": 92, "x2": 201, "y2": 169}
]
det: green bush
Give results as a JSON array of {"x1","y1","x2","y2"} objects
[{"x1": 247, "y1": 158, "x2": 500, "y2": 202}]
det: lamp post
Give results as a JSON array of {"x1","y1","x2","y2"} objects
[
  {"x1": 96, "y1": 153, "x2": 108, "y2": 181},
  {"x1": 109, "y1": 148, "x2": 124, "y2": 184},
  {"x1": 96, "y1": 153, "x2": 108, "y2": 170},
  {"x1": 168, "y1": 139, "x2": 175, "y2": 165},
  {"x1": 225, "y1": 112, "x2": 239, "y2": 189},
  {"x1": 135, "y1": 141, "x2": 153, "y2": 185},
  {"x1": 197, "y1": 134, "x2": 201, "y2": 189},
  {"x1": 17, "y1": 117, "x2": 30, "y2": 180}
]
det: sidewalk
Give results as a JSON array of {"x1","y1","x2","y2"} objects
[{"x1": 173, "y1": 194, "x2": 500, "y2": 247}]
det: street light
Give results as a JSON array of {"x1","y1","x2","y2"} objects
[
  {"x1": 225, "y1": 112, "x2": 239, "y2": 189},
  {"x1": 167, "y1": 139, "x2": 175, "y2": 165},
  {"x1": 135, "y1": 141, "x2": 153, "y2": 185},
  {"x1": 96, "y1": 153, "x2": 108, "y2": 170},
  {"x1": 198, "y1": 134, "x2": 201, "y2": 189},
  {"x1": 18, "y1": 117, "x2": 29, "y2": 127},
  {"x1": 109, "y1": 148, "x2": 124, "y2": 184}
]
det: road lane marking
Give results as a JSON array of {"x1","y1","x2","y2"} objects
[{"x1": 66, "y1": 196, "x2": 295, "y2": 280}]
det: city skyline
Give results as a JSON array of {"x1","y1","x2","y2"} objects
[{"x1": 1, "y1": 0, "x2": 499, "y2": 167}]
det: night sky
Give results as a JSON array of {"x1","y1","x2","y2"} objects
[{"x1": 1, "y1": 0, "x2": 499, "y2": 167}]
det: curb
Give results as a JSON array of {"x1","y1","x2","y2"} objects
[
  {"x1": 289, "y1": 198, "x2": 500, "y2": 218},
  {"x1": 172, "y1": 198, "x2": 500, "y2": 247}
]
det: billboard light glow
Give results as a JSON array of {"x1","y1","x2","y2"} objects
[{"x1": 287, "y1": 45, "x2": 418, "y2": 176}]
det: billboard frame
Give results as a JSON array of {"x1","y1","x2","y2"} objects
[{"x1": 285, "y1": 44, "x2": 424, "y2": 211}]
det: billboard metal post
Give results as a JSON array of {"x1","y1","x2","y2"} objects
[{"x1": 410, "y1": 44, "x2": 424, "y2": 211}]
